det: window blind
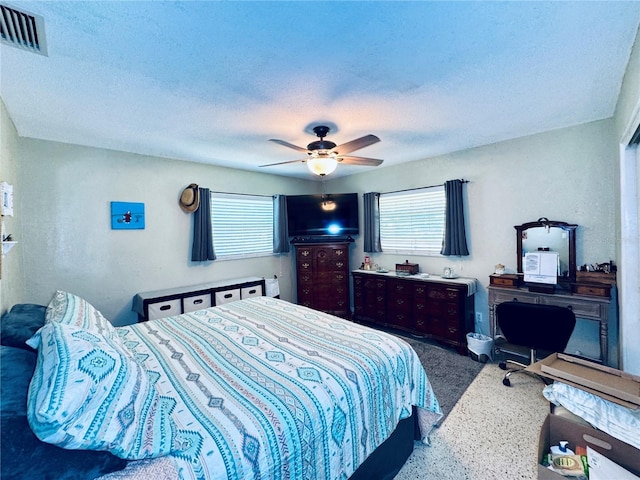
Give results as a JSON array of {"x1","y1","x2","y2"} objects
[
  {"x1": 379, "y1": 186, "x2": 445, "y2": 255},
  {"x1": 210, "y1": 193, "x2": 274, "y2": 258}
]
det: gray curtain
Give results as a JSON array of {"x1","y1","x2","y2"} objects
[
  {"x1": 191, "y1": 187, "x2": 216, "y2": 261},
  {"x1": 363, "y1": 192, "x2": 382, "y2": 253},
  {"x1": 441, "y1": 179, "x2": 469, "y2": 256},
  {"x1": 273, "y1": 194, "x2": 290, "y2": 253}
]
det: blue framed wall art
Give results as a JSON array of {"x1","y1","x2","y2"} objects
[{"x1": 111, "y1": 201, "x2": 145, "y2": 230}]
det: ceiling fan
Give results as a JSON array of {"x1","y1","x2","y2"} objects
[{"x1": 261, "y1": 125, "x2": 383, "y2": 176}]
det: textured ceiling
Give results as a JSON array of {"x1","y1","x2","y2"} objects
[{"x1": 2, "y1": 1, "x2": 640, "y2": 179}]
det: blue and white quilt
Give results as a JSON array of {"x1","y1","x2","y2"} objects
[{"x1": 116, "y1": 296, "x2": 442, "y2": 480}]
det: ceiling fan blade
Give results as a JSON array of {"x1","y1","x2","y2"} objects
[
  {"x1": 269, "y1": 139, "x2": 310, "y2": 153},
  {"x1": 259, "y1": 159, "x2": 307, "y2": 167},
  {"x1": 333, "y1": 134, "x2": 380, "y2": 155},
  {"x1": 337, "y1": 156, "x2": 384, "y2": 166}
]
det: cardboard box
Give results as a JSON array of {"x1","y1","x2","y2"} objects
[
  {"x1": 538, "y1": 413, "x2": 640, "y2": 479},
  {"x1": 527, "y1": 353, "x2": 640, "y2": 408},
  {"x1": 533, "y1": 353, "x2": 640, "y2": 479}
]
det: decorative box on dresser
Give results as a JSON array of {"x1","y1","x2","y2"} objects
[
  {"x1": 488, "y1": 283, "x2": 618, "y2": 368},
  {"x1": 293, "y1": 241, "x2": 351, "y2": 318},
  {"x1": 352, "y1": 270, "x2": 477, "y2": 354}
]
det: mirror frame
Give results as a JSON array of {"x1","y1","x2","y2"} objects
[{"x1": 515, "y1": 218, "x2": 578, "y2": 284}]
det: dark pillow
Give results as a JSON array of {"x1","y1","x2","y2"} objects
[
  {"x1": 1, "y1": 304, "x2": 46, "y2": 351},
  {"x1": 0, "y1": 345, "x2": 36, "y2": 414},
  {"x1": 0, "y1": 346, "x2": 127, "y2": 479}
]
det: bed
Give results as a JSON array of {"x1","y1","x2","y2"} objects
[{"x1": 2, "y1": 292, "x2": 442, "y2": 480}]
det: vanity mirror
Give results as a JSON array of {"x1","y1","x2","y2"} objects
[{"x1": 515, "y1": 218, "x2": 578, "y2": 284}]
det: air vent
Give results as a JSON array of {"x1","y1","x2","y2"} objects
[{"x1": 0, "y1": 3, "x2": 47, "y2": 56}]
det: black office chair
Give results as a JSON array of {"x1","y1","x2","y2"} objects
[{"x1": 495, "y1": 301, "x2": 576, "y2": 387}]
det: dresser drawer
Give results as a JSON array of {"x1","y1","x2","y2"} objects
[
  {"x1": 148, "y1": 298, "x2": 181, "y2": 320},
  {"x1": 388, "y1": 280, "x2": 411, "y2": 295},
  {"x1": 427, "y1": 301, "x2": 460, "y2": 318},
  {"x1": 388, "y1": 310, "x2": 412, "y2": 329},
  {"x1": 390, "y1": 293, "x2": 412, "y2": 312},
  {"x1": 215, "y1": 288, "x2": 241, "y2": 305},
  {"x1": 538, "y1": 296, "x2": 602, "y2": 319},
  {"x1": 371, "y1": 278, "x2": 387, "y2": 291},
  {"x1": 413, "y1": 285, "x2": 428, "y2": 299},
  {"x1": 491, "y1": 289, "x2": 538, "y2": 305},
  {"x1": 183, "y1": 293, "x2": 212, "y2": 313},
  {"x1": 428, "y1": 286, "x2": 461, "y2": 302}
]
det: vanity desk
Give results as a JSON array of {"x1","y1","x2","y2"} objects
[
  {"x1": 488, "y1": 284, "x2": 618, "y2": 368},
  {"x1": 491, "y1": 217, "x2": 619, "y2": 368}
]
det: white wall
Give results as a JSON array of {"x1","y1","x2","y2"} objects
[
  {"x1": 614, "y1": 25, "x2": 640, "y2": 374},
  {"x1": 14, "y1": 135, "x2": 316, "y2": 325},
  {"x1": 0, "y1": 99, "x2": 25, "y2": 310},
  {"x1": 328, "y1": 119, "x2": 618, "y2": 357}
]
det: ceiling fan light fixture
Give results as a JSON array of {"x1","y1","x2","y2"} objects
[
  {"x1": 264, "y1": 125, "x2": 382, "y2": 173},
  {"x1": 307, "y1": 156, "x2": 338, "y2": 176},
  {"x1": 321, "y1": 200, "x2": 337, "y2": 211}
]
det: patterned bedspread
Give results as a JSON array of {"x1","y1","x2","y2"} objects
[{"x1": 116, "y1": 297, "x2": 441, "y2": 480}]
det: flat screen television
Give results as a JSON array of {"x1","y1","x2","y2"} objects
[{"x1": 286, "y1": 193, "x2": 359, "y2": 237}]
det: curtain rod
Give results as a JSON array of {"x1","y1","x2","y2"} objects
[
  {"x1": 210, "y1": 179, "x2": 469, "y2": 198},
  {"x1": 378, "y1": 178, "x2": 469, "y2": 195},
  {"x1": 209, "y1": 190, "x2": 275, "y2": 198}
]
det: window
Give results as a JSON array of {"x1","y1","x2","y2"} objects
[
  {"x1": 379, "y1": 186, "x2": 446, "y2": 255},
  {"x1": 210, "y1": 193, "x2": 274, "y2": 258}
]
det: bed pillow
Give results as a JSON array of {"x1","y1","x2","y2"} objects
[
  {"x1": 27, "y1": 322, "x2": 179, "y2": 460},
  {"x1": 1, "y1": 345, "x2": 127, "y2": 479},
  {"x1": 45, "y1": 290, "x2": 117, "y2": 339},
  {"x1": 543, "y1": 381, "x2": 640, "y2": 450},
  {"x1": 1, "y1": 304, "x2": 46, "y2": 351}
]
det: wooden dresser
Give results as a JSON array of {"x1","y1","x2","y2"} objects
[
  {"x1": 352, "y1": 270, "x2": 476, "y2": 354},
  {"x1": 293, "y1": 241, "x2": 351, "y2": 318}
]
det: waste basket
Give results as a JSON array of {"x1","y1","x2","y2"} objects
[{"x1": 466, "y1": 332, "x2": 493, "y2": 363}]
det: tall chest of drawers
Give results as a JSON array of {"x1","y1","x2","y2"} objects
[{"x1": 294, "y1": 241, "x2": 351, "y2": 318}]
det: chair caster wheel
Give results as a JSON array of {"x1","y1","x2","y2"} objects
[
  {"x1": 499, "y1": 361, "x2": 507, "y2": 370},
  {"x1": 502, "y1": 377, "x2": 511, "y2": 387}
]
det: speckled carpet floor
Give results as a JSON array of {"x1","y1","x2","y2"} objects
[
  {"x1": 395, "y1": 361, "x2": 549, "y2": 479},
  {"x1": 397, "y1": 335, "x2": 485, "y2": 422}
]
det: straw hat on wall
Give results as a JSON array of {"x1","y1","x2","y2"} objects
[{"x1": 179, "y1": 183, "x2": 200, "y2": 213}]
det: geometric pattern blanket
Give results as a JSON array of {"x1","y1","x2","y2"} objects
[{"x1": 116, "y1": 297, "x2": 442, "y2": 480}]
